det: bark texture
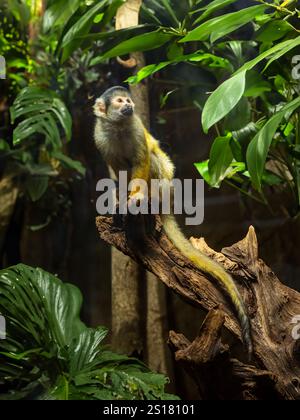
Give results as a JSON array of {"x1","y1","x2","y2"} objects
[
  {"x1": 96, "y1": 213, "x2": 300, "y2": 400},
  {"x1": 111, "y1": 1, "x2": 169, "y2": 371}
]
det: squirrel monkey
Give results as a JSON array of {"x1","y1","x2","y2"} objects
[{"x1": 94, "y1": 86, "x2": 252, "y2": 356}]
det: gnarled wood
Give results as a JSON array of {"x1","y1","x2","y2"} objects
[{"x1": 96, "y1": 214, "x2": 300, "y2": 400}]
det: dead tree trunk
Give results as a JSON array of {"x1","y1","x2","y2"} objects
[
  {"x1": 109, "y1": 0, "x2": 145, "y2": 356},
  {"x1": 96, "y1": 213, "x2": 300, "y2": 400},
  {"x1": 111, "y1": 1, "x2": 170, "y2": 372}
]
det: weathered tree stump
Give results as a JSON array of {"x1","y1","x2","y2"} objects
[{"x1": 96, "y1": 214, "x2": 300, "y2": 400}]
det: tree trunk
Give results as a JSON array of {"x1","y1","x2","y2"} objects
[
  {"x1": 111, "y1": 1, "x2": 170, "y2": 371},
  {"x1": 96, "y1": 213, "x2": 300, "y2": 400},
  {"x1": 0, "y1": 175, "x2": 19, "y2": 264}
]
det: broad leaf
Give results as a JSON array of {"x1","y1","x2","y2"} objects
[
  {"x1": 255, "y1": 20, "x2": 294, "y2": 42},
  {"x1": 60, "y1": 0, "x2": 125, "y2": 62},
  {"x1": 193, "y1": 0, "x2": 239, "y2": 24},
  {"x1": 202, "y1": 70, "x2": 246, "y2": 133},
  {"x1": 127, "y1": 52, "x2": 229, "y2": 84},
  {"x1": 43, "y1": 0, "x2": 82, "y2": 33},
  {"x1": 208, "y1": 135, "x2": 233, "y2": 187},
  {"x1": 11, "y1": 87, "x2": 72, "y2": 147},
  {"x1": 202, "y1": 36, "x2": 300, "y2": 130},
  {"x1": 182, "y1": 5, "x2": 266, "y2": 43},
  {"x1": 246, "y1": 98, "x2": 300, "y2": 191},
  {"x1": 0, "y1": 265, "x2": 178, "y2": 400},
  {"x1": 100, "y1": 30, "x2": 174, "y2": 60}
]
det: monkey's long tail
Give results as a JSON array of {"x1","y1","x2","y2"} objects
[{"x1": 161, "y1": 214, "x2": 253, "y2": 357}]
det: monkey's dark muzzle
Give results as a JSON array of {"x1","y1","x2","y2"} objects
[{"x1": 121, "y1": 105, "x2": 133, "y2": 117}]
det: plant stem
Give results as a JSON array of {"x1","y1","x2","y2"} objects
[{"x1": 224, "y1": 180, "x2": 265, "y2": 205}]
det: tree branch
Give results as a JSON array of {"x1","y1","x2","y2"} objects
[{"x1": 96, "y1": 214, "x2": 300, "y2": 399}]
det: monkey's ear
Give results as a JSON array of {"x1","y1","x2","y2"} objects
[{"x1": 94, "y1": 98, "x2": 106, "y2": 117}]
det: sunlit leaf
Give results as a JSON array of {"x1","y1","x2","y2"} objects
[
  {"x1": 202, "y1": 71, "x2": 246, "y2": 133},
  {"x1": 182, "y1": 5, "x2": 266, "y2": 43}
]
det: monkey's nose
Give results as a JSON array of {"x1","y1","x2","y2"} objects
[{"x1": 122, "y1": 106, "x2": 133, "y2": 116}]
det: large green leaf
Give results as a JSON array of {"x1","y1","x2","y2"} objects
[
  {"x1": 182, "y1": 5, "x2": 266, "y2": 43},
  {"x1": 201, "y1": 35, "x2": 300, "y2": 131},
  {"x1": 255, "y1": 20, "x2": 294, "y2": 43},
  {"x1": 246, "y1": 98, "x2": 300, "y2": 191},
  {"x1": 0, "y1": 265, "x2": 178, "y2": 400},
  {"x1": 100, "y1": 30, "x2": 174, "y2": 60},
  {"x1": 11, "y1": 87, "x2": 72, "y2": 147},
  {"x1": 127, "y1": 51, "x2": 230, "y2": 84},
  {"x1": 43, "y1": 0, "x2": 82, "y2": 33},
  {"x1": 202, "y1": 70, "x2": 246, "y2": 133},
  {"x1": 61, "y1": 0, "x2": 110, "y2": 47},
  {"x1": 208, "y1": 135, "x2": 233, "y2": 187},
  {"x1": 60, "y1": 0, "x2": 125, "y2": 62},
  {"x1": 237, "y1": 35, "x2": 300, "y2": 74},
  {"x1": 192, "y1": 0, "x2": 239, "y2": 24}
]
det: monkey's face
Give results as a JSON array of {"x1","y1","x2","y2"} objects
[
  {"x1": 111, "y1": 94, "x2": 135, "y2": 117},
  {"x1": 94, "y1": 93, "x2": 135, "y2": 122}
]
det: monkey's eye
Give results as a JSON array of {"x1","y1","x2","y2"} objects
[
  {"x1": 126, "y1": 99, "x2": 131, "y2": 104},
  {"x1": 117, "y1": 98, "x2": 123, "y2": 103}
]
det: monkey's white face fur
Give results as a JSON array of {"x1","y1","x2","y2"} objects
[{"x1": 94, "y1": 93, "x2": 135, "y2": 122}]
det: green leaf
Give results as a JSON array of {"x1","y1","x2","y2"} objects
[
  {"x1": 0, "y1": 264, "x2": 178, "y2": 400},
  {"x1": 43, "y1": 0, "x2": 82, "y2": 33},
  {"x1": 160, "y1": 0, "x2": 180, "y2": 26},
  {"x1": 0, "y1": 139, "x2": 11, "y2": 152},
  {"x1": 223, "y1": 97, "x2": 251, "y2": 131},
  {"x1": 52, "y1": 151, "x2": 86, "y2": 176},
  {"x1": 26, "y1": 176, "x2": 49, "y2": 202},
  {"x1": 94, "y1": 13, "x2": 104, "y2": 24},
  {"x1": 193, "y1": 0, "x2": 239, "y2": 24},
  {"x1": 208, "y1": 135, "x2": 233, "y2": 187},
  {"x1": 100, "y1": 30, "x2": 174, "y2": 60},
  {"x1": 61, "y1": 0, "x2": 109, "y2": 47},
  {"x1": 202, "y1": 70, "x2": 246, "y2": 133},
  {"x1": 255, "y1": 20, "x2": 294, "y2": 42},
  {"x1": 69, "y1": 328, "x2": 108, "y2": 376},
  {"x1": 11, "y1": 87, "x2": 72, "y2": 147},
  {"x1": 201, "y1": 36, "x2": 300, "y2": 129},
  {"x1": 262, "y1": 171, "x2": 283, "y2": 186},
  {"x1": 52, "y1": 98, "x2": 72, "y2": 142},
  {"x1": 127, "y1": 51, "x2": 229, "y2": 85},
  {"x1": 167, "y1": 42, "x2": 184, "y2": 60},
  {"x1": 160, "y1": 89, "x2": 178, "y2": 108},
  {"x1": 246, "y1": 97, "x2": 300, "y2": 191},
  {"x1": 127, "y1": 61, "x2": 170, "y2": 84},
  {"x1": 194, "y1": 160, "x2": 212, "y2": 185},
  {"x1": 237, "y1": 35, "x2": 300, "y2": 74},
  {"x1": 181, "y1": 5, "x2": 266, "y2": 43},
  {"x1": 60, "y1": 0, "x2": 120, "y2": 62},
  {"x1": 244, "y1": 71, "x2": 271, "y2": 98},
  {"x1": 264, "y1": 36, "x2": 300, "y2": 71}
]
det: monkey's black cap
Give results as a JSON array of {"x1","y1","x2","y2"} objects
[{"x1": 101, "y1": 86, "x2": 131, "y2": 107}]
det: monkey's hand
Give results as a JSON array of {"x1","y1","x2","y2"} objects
[{"x1": 128, "y1": 191, "x2": 147, "y2": 211}]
